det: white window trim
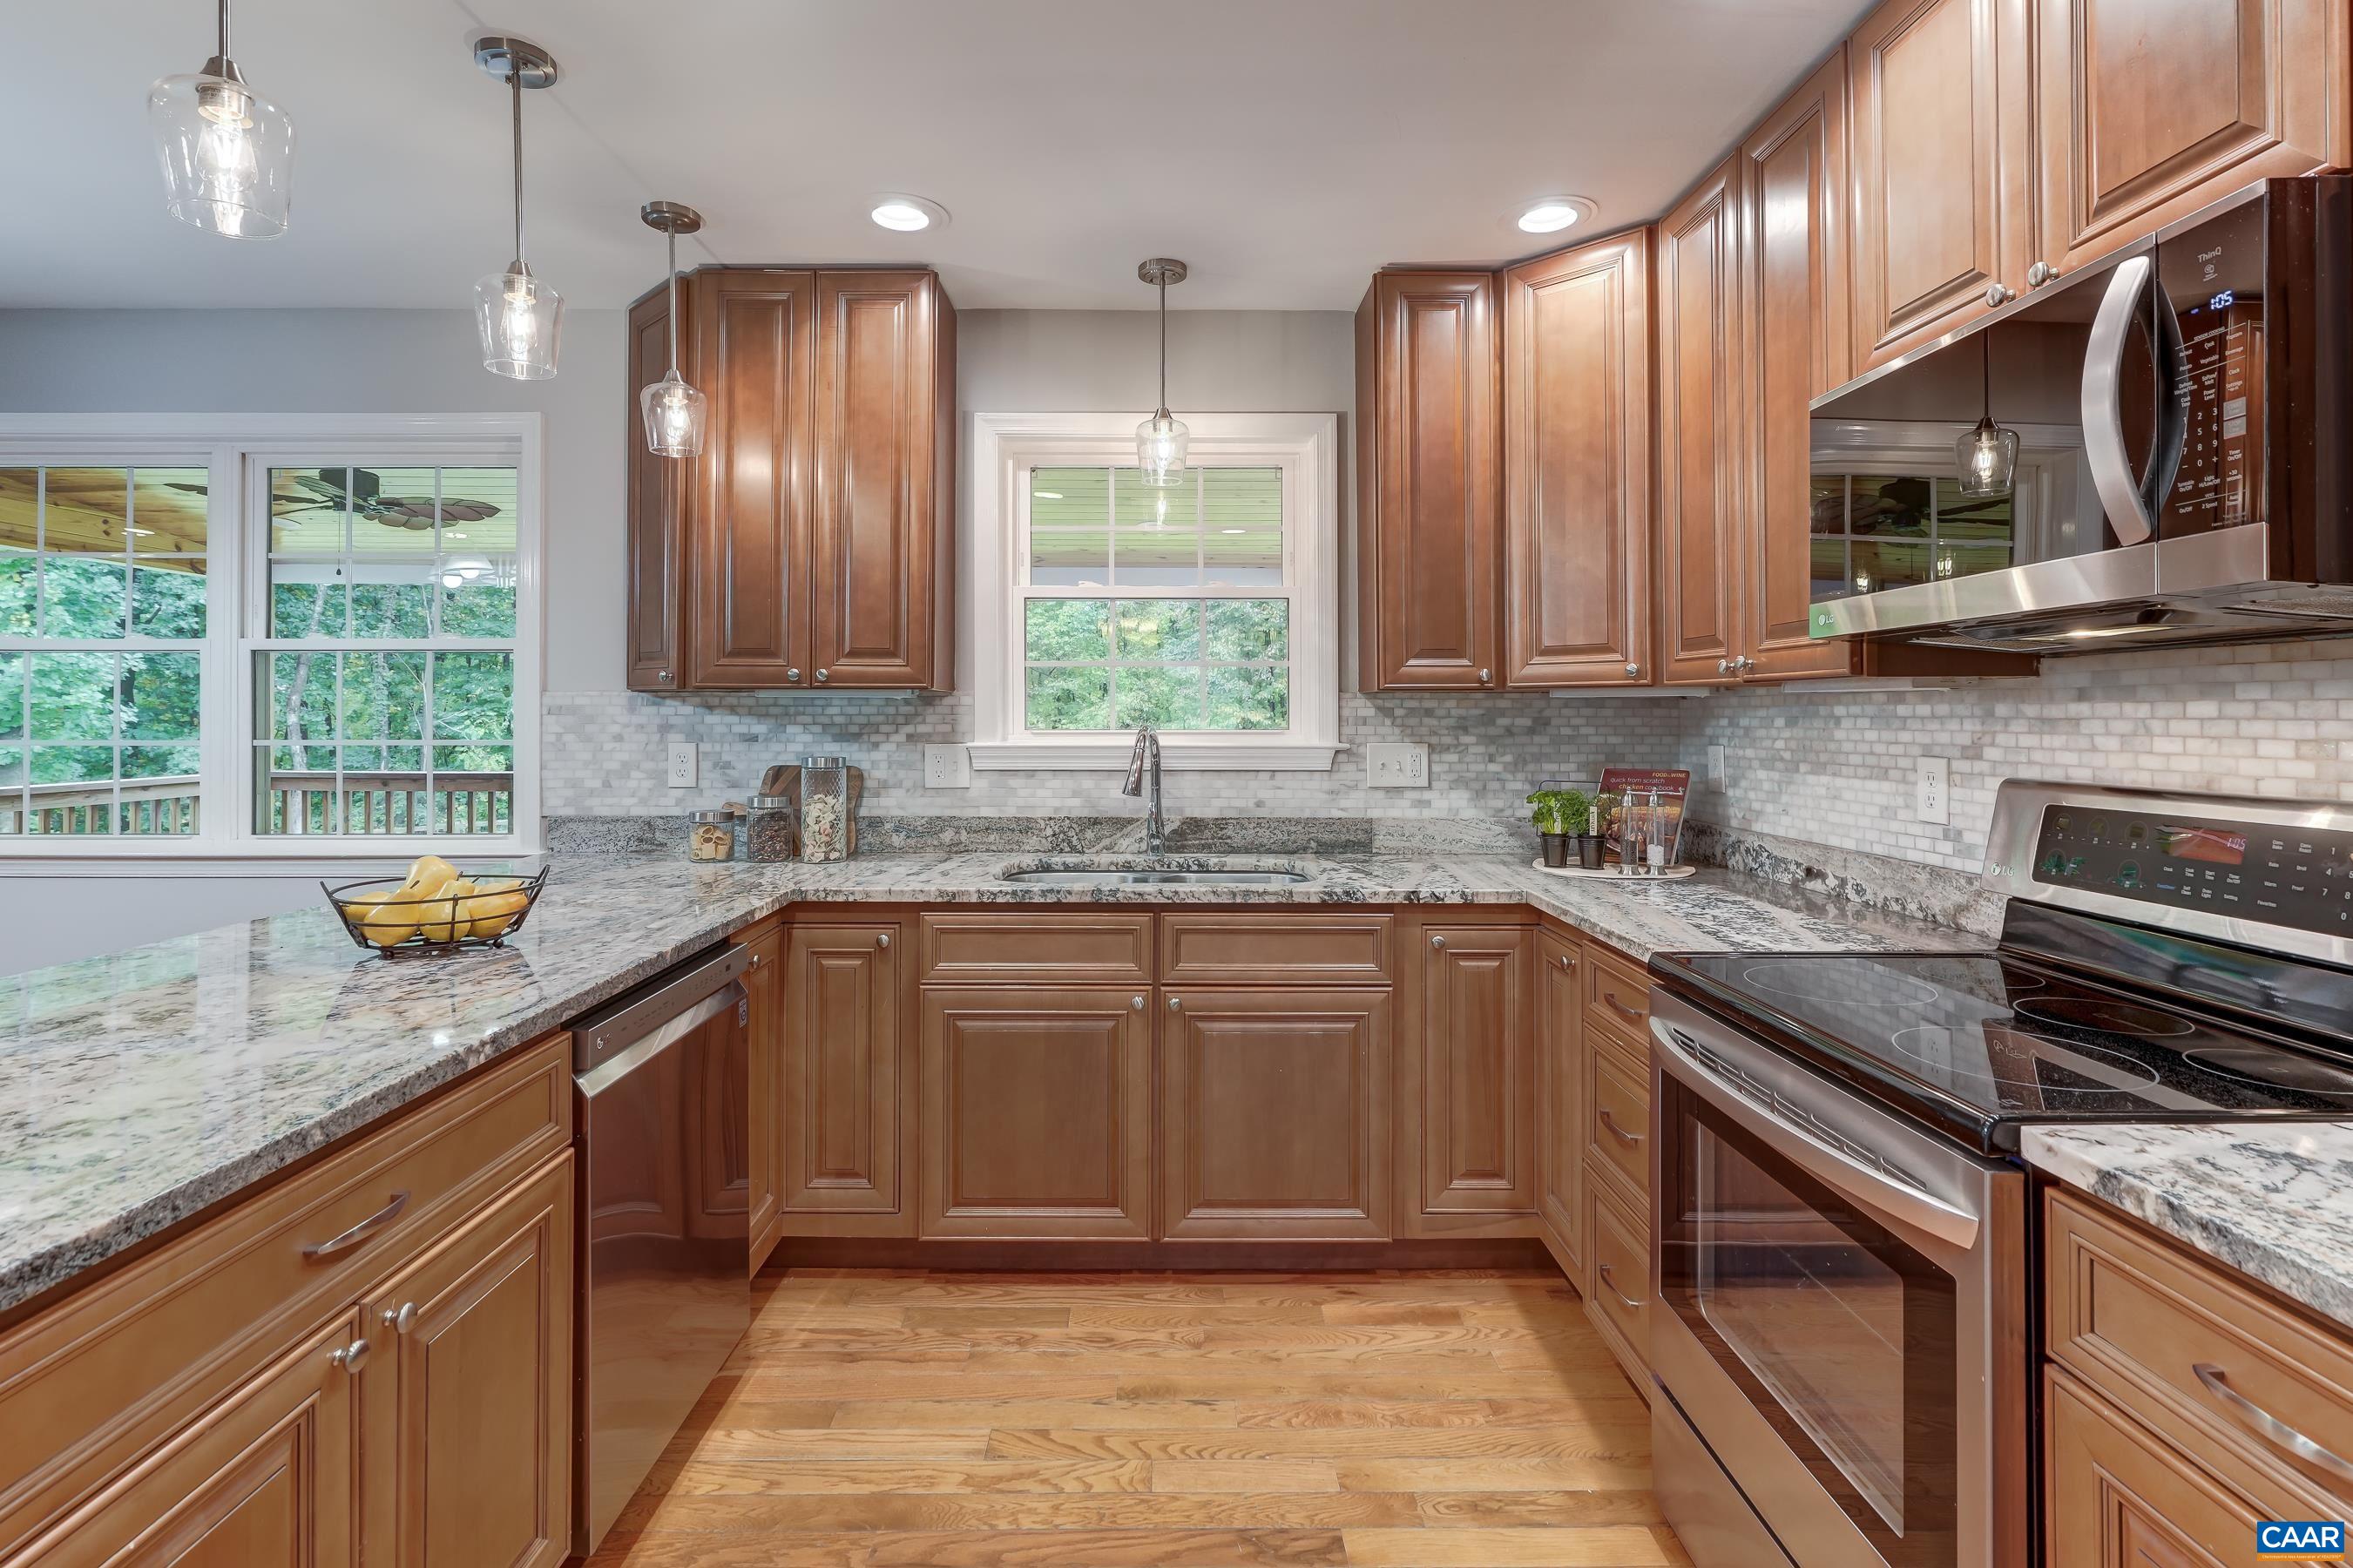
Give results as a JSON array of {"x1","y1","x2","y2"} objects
[
  {"x1": 964, "y1": 410, "x2": 1341, "y2": 772},
  {"x1": 0, "y1": 413, "x2": 544, "y2": 865}
]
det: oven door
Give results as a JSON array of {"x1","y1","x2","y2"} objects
[{"x1": 1647, "y1": 992, "x2": 2026, "y2": 1568}]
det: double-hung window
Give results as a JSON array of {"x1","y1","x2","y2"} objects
[{"x1": 0, "y1": 416, "x2": 542, "y2": 857}]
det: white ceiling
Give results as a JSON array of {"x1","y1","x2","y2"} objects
[{"x1": 3, "y1": 0, "x2": 1867, "y2": 313}]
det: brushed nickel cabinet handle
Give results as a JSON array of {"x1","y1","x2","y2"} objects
[
  {"x1": 1984, "y1": 282, "x2": 2015, "y2": 307},
  {"x1": 2027, "y1": 260, "x2": 2059, "y2": 288},
  {"x1": 382, "y1": 1301, "x2": 419, "y2": 1335},
  {"x1": 1604, "y1": 991, "x2": 1645, "y2": 1024},
  {"x1": 2193, "y1": 1363, "x2": 2353, "y2": 1484},
  {"x1": 786, "y1": 667, "x2": 801, "y2": 682},
  {"x1": 1477, "y1": 668, "x2": 1491, "y2": 684},
  {"x1": 1597, "y1": 1263, "x2": 1646, "y2": 1311},
  {"x1": 815, "y1": 668, "x2": 830, "y2": 684},
  {"x1": 1430, "y1": 935, "x2": 1447, "y2": 950},
  {"x1": 1625, "y1": 662, "x2": 1641, "y2": 679},
  {"x1": 1718, "y1": 658, "x2": 1731, "y2": 675},
  {"x1": 329, "y1": 1338, "x2": 371, "y2": 1373},
  {"x1": 876, "y1": 932, "x2": 891, "y2": 949},
  {"x1": 1599, "y1": 1107, "x2": 1644, "y2": 1146},
  {"x1": 302, "y1": 1191, "x2": 409, "y2": 1260},
  {"x1": 1559, "y1": 952, "x2": 1578, "y2": 970},
  {"x1": 1166, "y1": 995, "x2": 1181, "y2": 1010},
  {"x1": 1131, "y1": 995, "x2": 1145, "y2": 1010}
]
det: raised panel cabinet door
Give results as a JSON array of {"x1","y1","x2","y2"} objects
[
  {"x1": 1654, "y1": 159, "x2": 1747, "y2": 684},
  {"x1": 810, "y1": 270, "x2": 954, "y2": 690},
  {"x1": 2036, "y1": 0, "x2": 2349, "y2": 275},
  {"x1": 1358, "y1": 271, "x2": 1502, "y2": 690},
  {"x1": 1742, "y1": 48, "x2": 1864, "y2": 681},
  {"x1": 625, "y1": 286, "x2": 686, "y2": 692},
  {"x1": 1533, "y1": 929, "x2": 1586, "y2": 1279},
  {"x1": 1160, "y1": 987, "x2": 1391, "y2": 1240},
  {"x1": 11, "y1": 1314, "x2": 362, "y2": 1567},
  {"x1": 361, "y1": 1157, "x2": 573, "y2": 1568},
  {"x1": 738, "y1": 926, "x2": 782, "y2": 1271},
  {"x1": 920, "y1": 987, "x2": 1152, "y2": 1239},
  {"x1": 781, "y1": 922, "x2": 909, "y2": 1233},
  {"x1": 689, "y1": 268, "x2": 816, "y2": 688},
  {"x1": 1500, "y1": 231, "x2": 1653, "y2": 687},
  {"x1": 1410, "y1": 924, "x2": 1536, "y2": 1225},
  {"x1": 1849, "y1": 0, "x2": 2034, "y2": 367},
  {"x1": 2045, "y1": 1367, "x2": 2281, "y2": 1566}
]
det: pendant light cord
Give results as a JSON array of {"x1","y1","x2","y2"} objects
[
  {"x1": 1157, "y1": 274, "x2": 1169, "y2": 416},
  {"x1": 1980, "y1": 332, "x2": 1991, "y2": 420},
  {"x1": 510, "y1": 69, "x2": 526, "y2": 272},
  {"x1": 666, "y1": 228, "x2": 681, "y2": 376},
  {"x1": 216, "y1": 0, "x2": 231, "y2": 60}
]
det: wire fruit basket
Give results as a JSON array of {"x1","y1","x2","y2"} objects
[{"x1": 322, "y1": 867, "x2": 551, "y2": 957}]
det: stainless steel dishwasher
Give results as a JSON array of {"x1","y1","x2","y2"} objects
[{"x1": 568, "y1": 943, "x2": 752, "y2": 1556}]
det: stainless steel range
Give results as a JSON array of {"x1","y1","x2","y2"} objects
[{"x1": 1644, "y1": 780, "x2": 2353, "y2": 1567}]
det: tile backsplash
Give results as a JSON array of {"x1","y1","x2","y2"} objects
[{"x1": 544, "y1": 636, "x2": 2353, "y2": 876}]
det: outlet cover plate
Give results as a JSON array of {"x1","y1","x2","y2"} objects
[
  {"x1": 1917, "y1": 756, "x2": 1950, "y2": 825},
  {"x1": 923, "y1": 743, "x2": 972, "y2": 789},
  {"x1": 1366, "y1": 742, "x2": 1430, "y2": 789},
  {"x1": 666, "y1": 741, "x2": 698, "y2": 789}
]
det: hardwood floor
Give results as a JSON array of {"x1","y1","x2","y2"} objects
[{"x1": 589, "y1": 1267, "x2": 1687, "y2": 1567}]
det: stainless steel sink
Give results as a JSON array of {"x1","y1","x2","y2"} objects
[{"x1": 998, "y1": 867, "x2": 1311, "y2": 887}]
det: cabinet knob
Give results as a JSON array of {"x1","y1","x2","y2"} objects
[
  {"x1": 658, "y1": 669, "x2": 672, "y2": 685},
  {"x1": 1132, "y1": 995, "x2": 1145, "y2": 1010},
  {"x1": 815, "y1": 668, "x2": 830, "y2": 684},
  {"x1": 1718, "y1": 658, "x2": 1731, "y2": 675},
  {"x1": 1430, "y1": 934, "x2": 1446, "y2": 950},
  {"x1": 329, "y1": 1339, "x2": 371, "y2": 1374},
  {"x1": 747, "y1": 950, "x2": 761, "y2": 968},
  {"x1": 1560, "y1": 952, "x2": 1578, "y2": 971},
  {"x1": 1984, "y1": 282, "x2": 2016, "y2": 308},
  {"x1": 381, "y1": 1301, "x2": 418, "y2": 1335},
  {"x1": 2026, "y1": 260, "x2": 2059, "y2": 288},
  {"x1": 876, "y1": 932, "x2": 891, "y2": 949},
  {"x1": 1625, "y1": 662, "x2": 1641, "y2": 679},
  {"x1": 786, "y1": 667, "x2": 801, "y2": 683},
  {"x1": 1166, "y1": 995, "x2": 1181, "y2": 1010},
  {"x1": 1477, "y1": 668, "x2": 1491, "y2": 685}
]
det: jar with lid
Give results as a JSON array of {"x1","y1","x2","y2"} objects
[
  {"x1": 797, "y1": 755, "x2": 857, "y2": 862},
  {"x1": 745, "y1": 795, "x2": 798, "y2": 862},
  {"x1": 686, "y1": 808, "x2": 738, "y2": 863}
]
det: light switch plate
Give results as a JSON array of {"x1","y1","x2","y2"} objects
[
  {"x1": 1917, "y1": 756, "x2": 1950, "y2": 825},
  {"x1": 666, "y1": 742, "x2": 698, "y2": 789},
  {"x1": 1366, "y1": 743, "x2": 1430, "y2": 789},
  {"x1": 923, "y1": 743, "x2": 972, "y2": 789}
]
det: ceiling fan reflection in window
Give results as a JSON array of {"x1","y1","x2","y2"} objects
[{"x1": 166, "y1": 468, "x2": 505, "y2": 531}]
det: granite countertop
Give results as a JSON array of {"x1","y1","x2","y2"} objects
[
  {"x1": 2023, "y1": 1123, "x2": 2353, "y2": 1334},
  {"x1": 0, "y1": 849, "x2": 1978, "y2": 1316}
]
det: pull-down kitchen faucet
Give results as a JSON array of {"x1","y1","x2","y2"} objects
[{"x1": 1122, "y1": 724, "x2": 1165, "y2": 855}]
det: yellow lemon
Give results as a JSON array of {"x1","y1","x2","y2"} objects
[
  {"x1": 460, "y1": 881, "x2": 530, "y2": 939},
  {"x1": 417, "y1": 878, "x2": 476, "y2": 943},
  {"x1": 401, "y1": 855, "x2": 460, "y2": 899}
]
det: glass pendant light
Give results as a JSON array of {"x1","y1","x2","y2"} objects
[
  {"x1": 1955, "y1": 331, "x2": 2018, "y2": 498},
  {"x1": 472, "y1": 37, "x2": 564, "y2": 380},
  {"x1": 638, "y1": 202, "x2": 707, "y2": 457},
  {"x1": 147, "y1": 0, "x2": 294, "y2": 239},
  {"x1": 1135, "y1": 258, "x2": 1190, "y2": 487}
]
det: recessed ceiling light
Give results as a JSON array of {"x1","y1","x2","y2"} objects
[
  {"x1": 869, "y1": 193, "x2": 949, "y2": 233},
  {"x1": 1508, "y1": 196, "x2": 1597, "y2": 235}
]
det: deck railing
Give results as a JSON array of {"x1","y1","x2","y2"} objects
[{"x1": 2, "y1": 774, "x2": 515, "y2": 837}]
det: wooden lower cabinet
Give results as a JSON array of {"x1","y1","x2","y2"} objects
[
  {"x1": 2046, "y1": 1367, "x2": 2280, "y2": 1567},
  {"x1": 1533, "y1": 928, "x2": 1586, "y2": 1277},
  {"x1": 738, "y1": 925, "x2": 782, "y2": 1271},
  {"x1": 1403, "y1": 922, "x2": 1536, "y2": 1233},
  {"x1": 360, "y1": 1156, "x2": 573, "y2": 1568},
  {"x1": 1584, "y1": 1174, "x2": 1653, "y2": 1393},
  {"x1": 1160, "y1": 988, "x2": 1391, "y2": 1240},
  {"x1": 920, "y1": 986, "x2": 1153, "y2": 1239},
  {"x1": 780, "y1": 921, "x2": 910, "y2": 1235}
]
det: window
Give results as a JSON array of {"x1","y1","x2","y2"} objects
[
  {"x1": 0, "y1": 417, "x2": 541, "y2": 856},
  {"x1": 969, "y1": 413, "x2": 1338, "y2": 770}
]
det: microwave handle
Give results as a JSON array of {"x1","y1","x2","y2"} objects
[{"x1": 2082, "y1": 254, "x2": 2160, "y2": 546}]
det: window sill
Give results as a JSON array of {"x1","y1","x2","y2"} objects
[{"x1": 967, "y1": 740, "x2": 1342, "y2": 773}]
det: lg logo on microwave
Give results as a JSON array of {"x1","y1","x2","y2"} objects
[{"x1": 2259, "y1": 1519, "x2": 2347, "y2": 1559}]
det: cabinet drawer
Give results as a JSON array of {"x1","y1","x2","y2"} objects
[
  {"x1": 1586, "y1": 1037, "x2": 1651, "y2": 1206},
  {"x1": 2045, "y1": 1186, "x2": 2353, "y2": 1505},
  {"x1": 0, "y1": 1034, "x2": 571, "y2": 1554},
  {"x1": 1584, "y1": 1174, "x2": 1651, "y2": 1382},
  {"x1": 1584, "y1": 945, "x2": 1653, "y2": 1049},
  {"x1": 1160, "y1": 912, "x2": 1393, "y2": 985},
  {"x1": 917, "y1": 911, "x2": 1153, "y2": 986}
]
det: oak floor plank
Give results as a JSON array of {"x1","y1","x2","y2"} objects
[
  {"x1": 616, "y1": 1489, "x2": 1421, "y2": 1534},
  {"x1": 1148, "y1": 1459, "x2": 1341, "y2": 1493},
  {"x1": 986, "y1": 1423, "x2": 1651, "y2": 1462},
  {"x1": 686, "y1": 1428, "x2": 997, "y2": 1462},
  {"x1": 1337, "y1": 1456, "x2": 1654, "y2": 1493},
  {"x1": 639, "y1": 1457, "x2": 1156, "y2": 1496},
  {"x1": 1342, "y1": 1524, "x2": 1675, "y2": 1565}
]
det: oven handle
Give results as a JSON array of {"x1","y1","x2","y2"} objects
[
  {"x1": 2082, "y1": 253, "x2": 2159, "y2": 547},
  {"x1": 1652, "y1": 1020, "x2": 1982, "y2": 1251}
]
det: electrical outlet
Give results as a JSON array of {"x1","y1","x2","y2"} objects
[
  {"x1": 1366, "y1": 743, "x2": 1430, "y2": 789},
  {"x1": 1707, "y1": 743, "x2": 1728, "y2": 786},
  {"x1": 1917, "y1": 756, "x2": 1950, "y2": 825},
  {"x1": 923, "y1": 743, "x2": 972, "y2": 789},
  {"x1": 666, "y1": 742, "x2": 698, "y2": 789}
]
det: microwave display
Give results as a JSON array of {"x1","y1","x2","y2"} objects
[{"x1": 2160, "y1": 196, "x2": 2268, "y2": 535}]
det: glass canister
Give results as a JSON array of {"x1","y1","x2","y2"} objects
[
  {"x1": 745, "y1": 794, "x2": 798, "y2": 862},
  {"x1": 797, "y1": 755, "x2": 855, "y2": 862},
  {"x1": 686, "y1": 808, "x2": 738, "y2": 863}
]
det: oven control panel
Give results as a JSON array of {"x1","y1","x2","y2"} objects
[{"x1": 2032, "y1": 806, "x2": 2353, "y2": 935}]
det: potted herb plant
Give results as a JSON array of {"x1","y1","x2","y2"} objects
[
  {"x1": 1526, "y1": 787, "x2": 1592, "y2": 868},
  {"x1": 1581, "y1": 792, "x2": 1613, "y2": 868}
]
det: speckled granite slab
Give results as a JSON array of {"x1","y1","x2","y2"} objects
[
  {"x1": 0, "y1": 850, "x2": 1975, "y2": 1315},
  {"x1": 2024, "y1": 1123, "x2": 2353, "y2": 1332}
]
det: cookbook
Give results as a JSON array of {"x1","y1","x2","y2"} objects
[{"x1": 1598, "y1": 767, "x2": 1690, "y2": 866}]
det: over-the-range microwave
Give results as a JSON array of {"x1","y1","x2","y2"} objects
[{"x1": 1807, "y1": 178, "x2": 2353, "y2": 653}]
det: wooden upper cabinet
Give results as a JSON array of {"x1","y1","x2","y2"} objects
[
  {"x1": 781, "y1": 922, "x2": 911, "y2": 1235},
  {"x1": 1356, "y1": 272, "x2": 1503, "y2": 691},
  {"x1": 625, "y1": 287, "x2": 686, "y2": 692},
  {"x1": 1742, "y1": 49, "x2": 1863, "y2": 680},
  {"x1": 811, "y1": 271, "x2": 956, "y2": 690},
  {"x1": 1500, "y1": 232, "x2": 1653, "y2": 686},
  {"x1": 691, "y1": 269, "x2": 817, "y2": 689},
  {"x1": 2035, "y1": 0, "x2": 2350, "y2": 276},
  {"x1": 1654, "y1": 158, "x2": 1747, "y2": 685},
  {"x1": 1849, "y1": 0, "x2": 2034, "y2": 368}
]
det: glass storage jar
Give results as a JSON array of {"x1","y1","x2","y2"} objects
[
  {"x1": 797, "y1": 756, "x2": 854, "y2": 862},
  {"x1": 686, "y1": 808, "x2": 738, "y2": 863},
  {"x1": 745, "y1": 794, "x2": 798, "y2": 862}
]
